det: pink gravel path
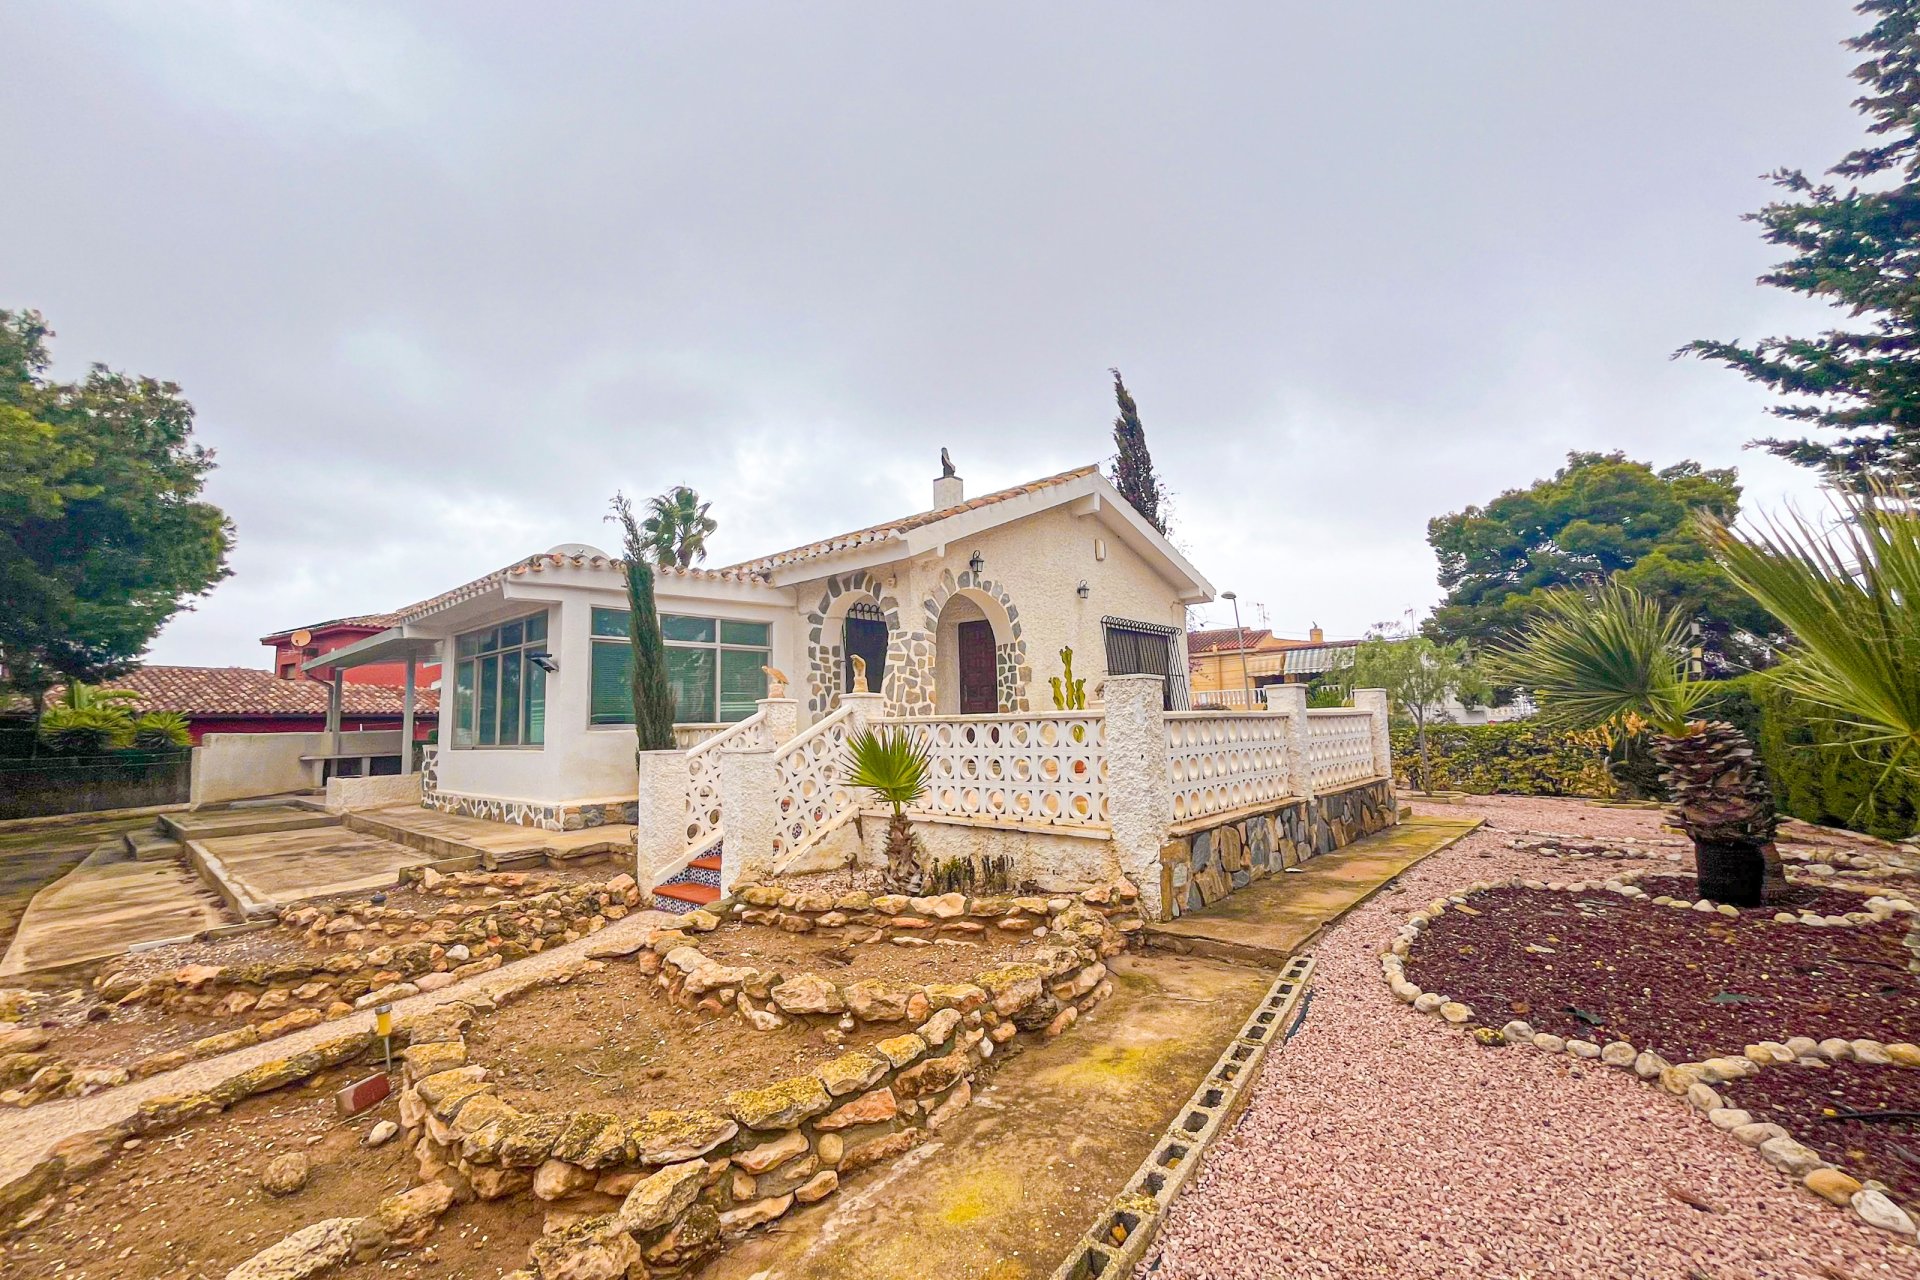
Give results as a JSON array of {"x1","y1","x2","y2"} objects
[{"x1": 1139, "y1": 797, "x2": 1918, "y2": 1279}]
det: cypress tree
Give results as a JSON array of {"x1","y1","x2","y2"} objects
[
  {"x1": 611, "y1": 492, "x2": 677, "y2": 754},
  {"x1": 1108, "y1": 368, "x2": 1171, "y2": 535},
  {"x1": 1685, "y1": 0, "x2": 1920, "y2": 485}
]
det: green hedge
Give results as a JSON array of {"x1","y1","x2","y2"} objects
[
  {"x1": 1390, "y1": 723, "x2": 1612, "y2": 797},
  {"x1": 1712, "y1": 675, "x2": 1919, "y2": 841}
]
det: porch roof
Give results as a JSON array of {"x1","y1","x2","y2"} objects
[{"x1": 301, "y1": 628, "x2": 443, "y2": 675}]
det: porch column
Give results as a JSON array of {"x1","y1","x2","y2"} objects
[
  {"x1": 1264, "y1": 684, "x2": 1313, "y2": 803},
  {"x1": 1101, "y1": 673, "x2": 1172, "y2": 922},
  {"x1": 757, "y1": 696, "x2": 800, "y2": 746},
  {"x1": 400, "y1": 656, "x2": 417, "y2": 772},
  {"x1": 840, "y1": 691, "x2": 887, "y2": 737},
  {"x1": 1353, "y1": 688, "x2": 1393, "y2": 785},
  {"x1": 326, "y1": 669, "x2": 344, "y2": 760}
]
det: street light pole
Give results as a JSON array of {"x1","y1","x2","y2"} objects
[{"x1": 1222, "y1": 591, "x2": 1252, "y2": 708}]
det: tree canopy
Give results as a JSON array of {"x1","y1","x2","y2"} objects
[
  {"x1": 640, "y1": 485, "x2": 717, "y2": 570},
  {"x1": 1423, "y1": 452, "x2": 1781, "y2": 673},
  {"x1": 0, "y1": 310, "x2": 233, "y2": 708},
  {"x1": 1107, "y1": 368, "x2": 1169, "y2": 536},
  {"x1": 1684, "y1": 0, "x2": 1920, "y2": 485}
]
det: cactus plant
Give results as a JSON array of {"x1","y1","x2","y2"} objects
[{"x1": 1052, "y1": 647, "x2": 1087, "y2": 710}]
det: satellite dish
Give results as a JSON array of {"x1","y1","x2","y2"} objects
[
  {"x1": 290, "y1": 629, "x2": 313, "y2": 647},
  {"x1": 547, "y1": 542, "x2": 611, "y2": 559}
]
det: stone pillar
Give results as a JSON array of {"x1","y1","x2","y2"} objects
[
  {"x1": 1353, "y1": 688, "x2": 1393, "y2": 784},
  {"x1": 634, "y1": 748, "x2": 688, "y2": 893},
  {"x1": 757, "y1": 696, "x2": 801, "y2": 746},
  {"x1": 1264, "y1": 683, "x2": 1312, "y2": 802},
  {"x1": 839, "y1": 692, "x2": 887, "y2": 736},
  {"x1": 718, "y1": 746, "x2": 780, "y2": 896},
  {"x1": 1100, "y1": 674, "x2": 1173, "y2": 922}
]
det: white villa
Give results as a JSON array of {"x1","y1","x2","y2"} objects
[
  {"x1": 302, "y1": 461, "x2": 1400, "y2": 923},
  {"x1": 314, "y1": 464, "x2": 1211, "y2": 830}
]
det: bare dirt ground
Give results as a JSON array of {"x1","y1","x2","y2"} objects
[
  {"x1": 1139, "y1": 796, "x2": 1920, "y2": 1280},
  {"x1": 470, "y1": 960, "x2": 896, "y2": 1114},
  {"x1": 691, "y1": 916, "x2": 1048, "y2": 987}
]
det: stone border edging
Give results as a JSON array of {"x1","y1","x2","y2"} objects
[
  {"x1": 1379, "y1": 876, "x2": 1920, "y2": 1243},
  {"x1": 1044, "y1": 955, "x2": 1315, "y2": 1280}
]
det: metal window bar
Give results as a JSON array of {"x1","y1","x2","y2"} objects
[{"x1": 1101, "y1": 616, "x2": 1191, "y2": 711}]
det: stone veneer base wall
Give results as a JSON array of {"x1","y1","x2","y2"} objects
[
  {"x1": 418, "y1": 747, "x2": 637, "y2": 832},
  {"x1": 1155, "y1": 778, "x2": 1398, "y2": 922}
]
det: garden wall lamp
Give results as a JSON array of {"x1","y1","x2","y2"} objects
[
  {"x1": 968, "y1": 551, "x2": 985, "y2": 577},
  {"x1": 1076, "y1": 580, "x2": 1090, "y2": 599}
]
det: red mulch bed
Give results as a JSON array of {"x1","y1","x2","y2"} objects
[
  {"x1": 1402, "y1": 886, "x2": 1920, "y2": 1062},
  {"x1": 1634, "y1": 873, "x2": 1899, "y2": 918},
  {"x1": 1718, "y1": 1062, "x2": 1920, "y2": 1207}
]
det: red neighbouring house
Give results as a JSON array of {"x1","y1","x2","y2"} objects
[
  {"x1": 83, "y1": 665, "x2": 439, "y2": 745},
  {"x1": 259, "y1": 614, "x2": 442, "y2": 690}
]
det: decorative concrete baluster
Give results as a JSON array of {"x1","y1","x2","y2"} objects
[{"x1": 1101, "y1": 674, "x2": 1173, "y2": 923}]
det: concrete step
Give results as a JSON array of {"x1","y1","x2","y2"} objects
[
  {"x1": 125, "y1": 826, "x2": 185, "y2": 862},
  {"x1": 162, "y1": 807, "x2": 337, "y2": 842}
]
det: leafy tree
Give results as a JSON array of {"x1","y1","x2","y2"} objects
[
  {"x1": 610, "y1": 493, "x2": 677, "y2": 753},
  {"x1": 1107, "y1": 368, "x2": 1170, "y2": 536},
  {"x1": 846, "y1": 726, "x2": 932, "y2": 893},
  {"x1": 1684, "y1": 1, "x2": 1920, "y2": 484},
  {"x1": 1488, "y1": 584, "x2": 1783, "y2": 906},
  {"x1": 1704, "y1": 485, "x2": 1920, "y2": 783},
  {"x1": 1343, "y1": 634, "x2": 1489, "y2": 793},
  {"x1": 1424, "y1": 452, "x2": 1779, "y2": 672},
  {"x1": 0, "y1": 310, "x2": 232, "y2": 712},
  {"x1": 640, "y1": 485, "x2": 718, "y2": 569}
]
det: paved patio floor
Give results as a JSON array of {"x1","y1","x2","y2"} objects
[
  {"x1": 0, "y1": 849, "x2": 227, "y2": 977},
  {"x1": 196, "y1": 825, "x2": 434, "y2": 906}
]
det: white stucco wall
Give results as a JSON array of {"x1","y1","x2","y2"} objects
[{"x1": 191, "y1": 730, "x2": 403, "y2": 806}]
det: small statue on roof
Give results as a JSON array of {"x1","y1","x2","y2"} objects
[{"x1": 940, "y1": 447, "x2": 956, "y2": 478}]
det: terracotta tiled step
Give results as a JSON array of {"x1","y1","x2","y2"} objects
[
  {"x1": 689, "y1": 854, "x2": 722, "y2": 872},
  {"x1": 652, "y1": 880, "x2": 720, "y2": 907}
]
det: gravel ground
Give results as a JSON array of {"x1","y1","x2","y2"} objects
[{"x1": 1140, "y1": 797, "x2": 1919, "y2": 1279}]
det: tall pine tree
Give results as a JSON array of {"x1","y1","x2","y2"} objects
[
  {"x1": 1108, "y1": 368, "x2": 1170, "y2": 535},
  {"x1": 1687, "y1": 0, "x2": 1920, "y2": 484}
]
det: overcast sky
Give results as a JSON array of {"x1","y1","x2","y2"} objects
[{"x1": 0, "y1": 1, "x2": 1871, "y2": 664}]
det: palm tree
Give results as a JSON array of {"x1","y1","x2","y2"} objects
[
  {"x1": 1702, "y1": 486, "x2": 1920, "y2": 784},
  {"x1": 1489, "y1": 584, "x2": 1781, "y2": 905},
  {"x1": 641, "y1": 486, "x2": 718, "y2": 570},
  {"x1": 847, "y1": 726, "x2": 932, "y2": 893},
  {"x1": 59, "y1": 680, "x2": 141, "y2": 713}
]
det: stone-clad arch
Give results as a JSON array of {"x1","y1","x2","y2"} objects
[{"x1": 924, "y1": 567, "x2": 1029, "y2": 715}]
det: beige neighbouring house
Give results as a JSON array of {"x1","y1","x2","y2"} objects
[{"x1": 314, "y1": 461, "x2": 1400, "y2": 922}]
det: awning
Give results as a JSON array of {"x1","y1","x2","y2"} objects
[{"x1": 302, "y1": 627, "x2": 441, "y2": 676}]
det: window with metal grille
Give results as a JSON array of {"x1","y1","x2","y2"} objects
[
  {"x1": 844, "y1": 601, "x2": 888, "y2": 693},
  {"x1": 1101, "y1": 616, "x2": 1190, "y2": 710}
]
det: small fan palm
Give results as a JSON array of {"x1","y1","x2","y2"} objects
[
  {"x1": 641, "y1": 485, "x2": 718, "y2": 570},
  {"x1": 61, "y1": 681, "x2": 141, "y2": 713},
  {"x1": 1702, "y1": 486, "x2": 1920, "y2": 784},
  {"x1": 847, "y1": 726, "x2": 932, "y2": 893},
  {"x1": 1488, "y1": 583, "x2": 1780, "y2": 905}
]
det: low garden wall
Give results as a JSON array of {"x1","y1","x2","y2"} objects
[
  {"x1": 0, "y1": 751, "x2": 191, "y2": 820},
  {"x1": 1155, "y1": 777, "x2": 1398, "y2": 921}
]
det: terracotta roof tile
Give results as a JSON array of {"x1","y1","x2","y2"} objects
[
  {"x1": 720, "y1": 464, "x2": 1102, "y2": 575},
  {"x1": 31, "y1": 667, "x2": 440, "y2": 719},
  {"x1": 259, "y1": 613, "x2": 404, "y2": 644},
  {"x1": 397, "y1": 552, "x2": 768, "y2": 625}
]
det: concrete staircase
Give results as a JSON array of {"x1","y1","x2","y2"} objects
[{"x1": 652, "y1": 851, "x2": 721, "y2": 914}]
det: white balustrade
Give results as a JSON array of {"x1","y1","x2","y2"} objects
[
  {"x1": 893, "y1": 714, "x2": 1109, "y2": 829},
  {"x1": 683, "y1": 710, "x2": 772, "y2": 856},
  {"x1": 1164, "y1": 710, "x2": 1293, "y2": 822},
  {"x1": 1305, "y1": 708, "x2": 1377, "y2": 790},
  {"x1": 771, "y1": 704, "x2": 858, "y2": 862}
]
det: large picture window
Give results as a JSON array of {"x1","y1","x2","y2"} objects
[
  {"x1": 452, "y1": 613, "x2": 549, "y2": 747},
  {"x1": 590, "y1": 608, "x2": 771, "y2": 725}
]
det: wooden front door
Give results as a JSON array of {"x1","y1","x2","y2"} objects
[{"x1": 957, "y1": 620, "x2": 997, "y2": 714}]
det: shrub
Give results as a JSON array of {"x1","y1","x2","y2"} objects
[
  {"x1": 1731, "y1": 675, "x2": 1920, "y2": 840},
  {"x1": 1388, "y1": 723, "x2": 1613, "y2": 797},
  {"x1": 37, "y1": 705, "x2": 134, "y2": 754},
  {"x1": 131, "y1": 711, "x2": 192, "y2": 751}
]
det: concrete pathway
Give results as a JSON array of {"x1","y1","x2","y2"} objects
[
  {"x1": 0, "y1": 848, "x2": 227, "y2": 978},
  {"x1": 0, "y1": 906, "x2": 680, "y2": 1187},
  {"x1": 1145, "y1": 816, "x2": 1483, "y2": 964},
  {"x1": 349, "y1": 804, "x2": 632, "y2": 864},
  {"x1": 696, "y1": 950, "x2": 1274, "y2": 1280},
  {"x1": 196, "y1": 825, "x2": 432, "y2": 906},
  {"x1": 0, "y1": 817, "x2": 151, "y2": 961}
]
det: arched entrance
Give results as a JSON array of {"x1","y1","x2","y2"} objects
[{"x1": 933, "y1": 589, "x2": 1015, "y2": 715}]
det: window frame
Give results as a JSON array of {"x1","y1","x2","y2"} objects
[
  {"x1": 451, "y1": 611, "x2": 550, "y2": 749},
  {"x1": 588, "y1": 608, "x2": 772, "y2": 727}
]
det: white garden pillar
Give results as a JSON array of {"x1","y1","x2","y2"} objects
[
  {"x1": 634, "y1": 748, "x2": 688, "y2": 893},
  {"x1": 757, "y1": 696, "x2": 801, "y2": 746},
  {"x1": 1263, "y1": 683, "x2": 1313, "y2": 802},
  {"x1": 839, "y1": 691, "x2": 886, "y2": 735},
  {"x1": 1101, "y1": 674, "x2": 1173, "y2": 922},
  {"x1": 718, "y1": 745, "x2": 780, "y2": 896},
  {"x1": 1353, "y1": 688, "x2": 1393, "y2": 784}
]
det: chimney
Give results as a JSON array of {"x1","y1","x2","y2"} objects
[
  {"x1": 932, "y1": 472, "x2": 964, "y2": 510},
  {"x1": 1309, "y1": 623, "x2": 1324, "y2": 644}
]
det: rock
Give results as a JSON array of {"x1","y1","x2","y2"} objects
[
  {"x1": 1758, "y1": 1135, "x2": 1826, "y2": 1177},
  {"x1": 718, "y1": 1193, "x2": 793, "y2": 1232},
  {"x1": 734, "y1": 1130, "x2": 810, "y2": 1174},
  {"x1": 1600, "y1": 1041, "x2": 1636, "y2": 1067},
  {"x1": 794, "y1": 1169, "x2": 838, "y2": 1204},
  {"x1": 1850, "y1": 1188, "x2": 1917, "y2": 1237},
  {"x1": 262, "y1": 1152, "x2": 311, "y2": 1196},
  {"x1": 724, "y1": 1076, "x2": 831, "y2": 1129},
  {"x1": 1500, "y1": 1020, "x2": 1534, "y2": 1045},
  {"x1": 444, "y1": 943, "x2": 471, "y2": 962},
  {"x1": 816, "y1": 1087, "x2": 899, "y2": 1131},
  {"x1": 1850, "y1": 1039, "x2": 1892, "y2": 1065},
  {"x1": 1633, "y1": 1050, "x2": 1669, "y2": 1079},
  {"x1": 843, "y1": 980, "x2": 912, "y2": 1022},
  {"x1": 534, "y1": 1159, "x2": 597, "y2": 1200},
  {"x1": 628, "y1": 1109, "x2": 738, "y2": 1163},
  {"x1": 528, "y1": 1214, "x2": 644, "y2": 1280},
  {"x1": 770, "y1": 974, "x2": 844, "y2": 1015},
  {"x1": 414, "y1": 972, "x2": 456, "y2": 993},
  {"x1": 363, "y1": 1181, "x2": 454, "y2": 1251},
  {"x1": 226, "y1": 1218, "x2": 360, "y2": 1280},
  {"x1": 917, "y1": 1008, "x2": 963, "y2": 1048},
  {"x1": 1730, "y1": 1121, "x2": 1788, "y2": 1147},
  {"x1": 1887, "y1": 1042, "x2": 1920, "y2": 1067},
  {"x1": 364, "y1": 1120, "x2": 399, "y2": 1148},
  {"x1": 1412, "y1": 993, "x2": 1444, "y2": 1014},
  {"x1": 1803, "y1": 1168, "x2": 1863, "y2": 1207},
  {"x1": 1567, "y1": 1039, "x2": 1601, "y2": 1059},
  {"x1": 1532, "y1": 1033, "x2": 1566, "y2": 1054},
  {"x1": 1817, "y1": 1037, "x2": 1855, "y2": 1061},
  {"x1": 1706, "y1": 1108, "x2": 1751, "y2": 1132},
  {"x1": 1686, "y1": 1082, "x2": 1724, "y2": 1112},
  {"x1": 816, "y1": 1052, "x2": 887, "y2": 1097},
  {"x1": 1438, "y1": 1002, "x2": 1472, "y2": 1024}
]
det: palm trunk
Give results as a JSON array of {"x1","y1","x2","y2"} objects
[
  {"x1": 883, "y1": 808, "x2": 924, "y2": 895},
  {"x1": 1650, "y1": 719, "x2": 1779, "y2": 907}
]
